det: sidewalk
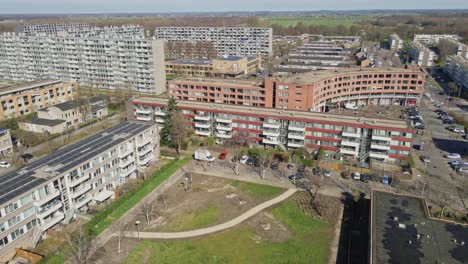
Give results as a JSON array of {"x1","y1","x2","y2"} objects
[{"x1": 123, "y1": 188, "x2": 297, "y2": 239}]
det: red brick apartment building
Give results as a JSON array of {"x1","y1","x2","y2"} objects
[
  {"x1": 132, "y1": 97, "x2": 414, "y2": 163},
  {"x1": 168, "y1": 66, "x2": 426, "y2": 112}
]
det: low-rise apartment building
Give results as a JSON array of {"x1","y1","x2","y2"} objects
[
  {"x1": 388, "y1": 33, "x2": 404, "y2": 50},
  {"x1": 133, "y1": 97, "x2": 413, "y2": 164},
  {"x1": 0, "y1": 33, "x2": 166, "y2": 94},
  {"x1": 413, "y1": 34, "x2": 461, "y2": 45},
  {"x1": 408, "y1": 42, "x2": 436, "y2": 67},
  {"x1": 166, "y1": 56, "x2": 261, "y2": 78},
  {"x1": 168, "y1": 67, "x2": 426, "y2": 112},
  {"x1": 154, "y1": 27, "x2": 273, "y2": 58},
  {"x1": 0, "y1": 80, "x2": 76, "y2": 120},
  {"x1": 444, "y1": 55, "x2": 468, "y2": 93},
  {"x1": 0, "y1": 129, "x2": 13, "y2": 157},
  {"x1": 0, "y1": 121, "x2": 158, "y2": 261}
]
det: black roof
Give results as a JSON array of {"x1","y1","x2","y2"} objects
[
  {"x1": 50, "y1": 101, "x2": 78, "y2": 111},
  {"x1": 26, "y1": 116, "x2": 66, "y2": 126},
  {"x1": 372, "y1": 191, "x2": 468, "y2": 264},
  {"x1": 0, "y1": 121, "x2": 153, "y2": 206}
]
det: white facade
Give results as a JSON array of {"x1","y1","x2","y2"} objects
[
  {"x1": 16, "y1": 24, "x2": 145, "y2": 39},
  {"x1": 389, "y1": 34, "x2": 403, "y2": 50},
  {"x1": 444, "y1": 55, "x2": 468, "y2": 93},
  {"x1": 413, "y1": 34, "x2": 461, "y2": 45},
  {"x1": 154, "y1": 27, "x2": 273, "y2": 58},
  {"x1": 0, "y1": 121, "x2": 158, "y2": 261},
  {"x1": 0, "y1": 33, "x2": 166, "y2": 94},
  {"x1": 408, "y1": 42, "x2": 436, "y2": 67}
]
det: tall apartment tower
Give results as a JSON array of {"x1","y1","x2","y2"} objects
[{"x1": 388, "y1": 34, "x2": 404, "y2": 50}]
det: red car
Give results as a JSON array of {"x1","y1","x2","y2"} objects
[{"x1": 218, "y1": 150, "x2": 227, "y2": 160}]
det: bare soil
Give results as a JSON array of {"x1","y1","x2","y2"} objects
[
  {"x1": 292, "y1": 191, "x2": 342, "y2": 225},
  {"x1": 241, "y1": 211, "x2": 293, "y2": 243}
]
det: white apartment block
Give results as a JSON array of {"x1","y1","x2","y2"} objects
[
  {"x1": 154, "y1": 27, "x2": 273, "y2": 58},
  {"x1": 444, "y1": 55, "x2": 468, "y2": 92},
  {"x1": 388, "y1": 33, "x2": 404, "y2": 50},
  {"x1": 0, "y1": 33, "x2": 166, "y2": 94},
  {"x1": 16, "y1": 23, "x2": 145, "y2": 39},
  {"x1": 446, "y1": 40, "x2": 468, "y2": 59},
  {"x1": 413, "y1": 34, "x2": 462, "y2": 45},
  {"x1": 0, "y1": 121, "x2": 158, "y2": 261},
  {"x1": 408, "y1": 42, "x2": 436, "y2": 67}
]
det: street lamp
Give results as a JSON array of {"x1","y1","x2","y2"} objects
[{"x1": 135, "y1": 221, "x2": 140, "y2": 240}]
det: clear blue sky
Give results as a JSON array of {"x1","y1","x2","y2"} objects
[{"x1": 1, "y1": 0, "x2": 467, "y2": 14}]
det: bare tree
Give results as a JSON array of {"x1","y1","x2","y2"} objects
[
  {"x1": 437, "y1": 192, "x2": 452, "y2": 219},
  {"x1": 231, "y1": 148, "x2": 245, "y2": 175},
  {"x1": 67, "y1": 225, "x2": 94, "y2": 264},
  {"x1": 112, "y1": 220, "x2": 130, "y2": 254},
  {"x1": 139, "y1": 200, "x2": 155, "y2": 227},
  {"x1": 168, "y1": 111, "x2": 193, "y2": 155},
  {"x1": 258, "y1": 149, "x2": 274, "y2": 179},
  {"x1": 159, "y1": 194, "x2": 167, "y2": 210}
]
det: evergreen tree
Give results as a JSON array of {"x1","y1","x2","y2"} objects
[{"x1": 160, "y1": 97, "x2": 178, "y2": 146}]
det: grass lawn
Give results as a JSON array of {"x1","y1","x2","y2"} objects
[
  {"x1": 163, "y1": 207, "x2": 220, "y2": 231},
  {"x1": 229, "y1": 180, "x2": 284, "y2": 199},
  {"x1": 124, "y1": 200, "x2": 333, "y2": 264},
  {"x1": 264, "y1": 17, "x2": 360, "y2": 27}
]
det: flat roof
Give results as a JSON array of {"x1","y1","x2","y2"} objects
[
  {"x1": 24, "y1": 116, "x2": 66, "y2": 127},
  {"x1": 168, "y1": 59, "x2": 212, "y2": 65},
  {"x1": 372, "y1": 191, "x2": 468, "y2": 264},
  {"x1": 278, "y1": 67, "x2": 425, "y2": 84},
  {"x1": 170, "y1": 77, "x2": 263, "y2": 88},
  {"x1": 134, "y1": 97, "x2": 411, "y2": 130},
  {"x1": 0, "y1": 80, "x2": 65, "y2": 97},
  {"x1": 0, "y1": 121, "x2": 153, "y2": 206}
]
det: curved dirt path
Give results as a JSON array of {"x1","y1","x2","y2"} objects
[{"x1": 122, "y1": 188, "x2": 296, "y2": 239}]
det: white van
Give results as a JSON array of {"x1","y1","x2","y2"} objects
[{"x1": 353, "y1": 172, "x2": 361, "y2": 180}]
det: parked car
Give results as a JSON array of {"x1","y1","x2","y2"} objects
[
  {"x1": 287, "y1": 163, "x2": 295, "y2": 170},
  {"x1": 323, "y1": 169, "x2": 332, "y2": 177},
  {"x1": 421, "y1": 156, "x2": 431, "y2": 163},
  {"x1": 21, "y1": 153, "x2": 33, "y2": 162},
  {"x1": 454, "y1": 128, "x2": 465, "y2": 134},
  {"x1": 443, "y1": 119, "x2": 454, "y2": 124},
  {"x1": 246, "y1": 157, "x2": 256, "y2": 165},
  {"x1": 447, "y1": 126, "x2": 456, "y2": 131},
  {"x1": 0, "y1": 161, "x2": 11, "y2": 168},
  {"x1": 218, "y1": 150, "x2": 227, "y2": 160},
  {"x1": 360, "y1": 173, "x2": 370, "y2": 183},
  {"x1": 313, "y1": 167, "x2": 322, "y2": 175},
  {"x1": 458, "y1": 166, "x2": 468, "y2": 173},
  {"x1": 288, "y1": 172, "x2": 305, "y2": 181},
  {"x1": 297, "y1": 164, "x2": 306, "y2": 173},
  {"x1": 382, "y1": 175, "x2": 390, "y2": 185},
  {"x1": 270, "y1": 163, "x2": 279, "y2": 170},
  {"x1": 463, "y1": 134, "x2": 468, "y2": 139},
  {"x1": 239, "y1": 155, "x2": 249, "y2": 164},
  {"x1": 449, "y1": 160, "x2": 467, "y2": 167},
  {"x1": 446, "y1": 153, "x2": 462, "y2": 159},
  {"x1": 193, "y1": 150, "x2": 215, "y2": 162},
  {"x1": 353, "y1": 172, "x2": 361, "y2": 180}
]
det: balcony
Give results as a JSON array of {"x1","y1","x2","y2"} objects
[
  {"x1": 155, "y1": 117, "x2": 165, "y2": 123},
  {"x1": 263, "y1": 137, "x2": 279, "y2": 145},
  {"x1": 372, "y1": 135, "x2": 392, "y2": 141},
  {"x1": 195, "y1": 122, "x2": 211, "y2": 129},
  {"x1": 37, "y1": 201, "x2": 63, "y2": 219},
  {"x1": 118, "y1": 147, "x2": 133, "y2": 158},
  {"x1": 120, "y1": 157, "x2": 135, "y2": 168},
  {"x1": 216, "y1": 117, "x2": 232, "y2": 123},
  {"x1": 136, "y1": 115, "x2": 152, "y2": 122},
  {"x1": 137, "y1": 137, "x2": 152, "y2": 147},
  {"x1": 341, "y1": 140, "x2": 360, "y2": 148},
  {"x1": 369, "y1": 152, "x2": 389, "y2": 159},
  {"x1": 155, "y1": 110, "x2": 166, "y2": 116},
  {"x1": 341, "y1": 148, "x2": 359, "y2": 156},
  {"x1": 120, "y1": 165, "x2": 136, "y2": 178},
  {"x1": 74, "y1": 195, "x2": 92, "y2": 209},
  {"x1": 287, "y1": 141, "x2": 305, "y2": 148},
  {"x1": 138, "y1": 147, "x2": 152, "y2": 157},
  {"x1": 263, "y1": 130, "x2": 280, "y2": 137},
  {"x1": 288, "y1": 125, "x2": 306, "y2": 132},
  {"x1": 41, "y1": 213, "x2": 64, "y2": 231},
  {"x1": 68, "y1": 174, "x2": 91, "y2": 188},
  {"x1": 216, "y1": 125, "x2": 232, "y2": 131},
  {"x1": 195, "y1": 129, "x2": 211, "y2": 136},
  {"x1": 34, "y1": 190, "x2": 60, "y2": 206},
  {"x1": 342, "y1": 131, "x2": 360, "y2": 138},
  {"x1": 288, "y1": 133, "x2": 305, "y2": 140},
  {"x1": 71, "y1": 184, "x2": 92, "y2": 199},
  {"x1": 263, "y1": 122, "x2": 280, "y2": 129},
  {"x1": 139, "y1": 155, "x2": 153, "y2": 166},
  {"x1": 216, "y1": 132, "x2": 232, "y2": 139},
  {"x1": 370, "y1": 143, "x2": 391, "y2": 151},
  {"x1": 194, "y1": 115, "x2": 211, "y2": 121},
  {"x1": 135, "y1": 108, "x2": 151, "y2": 114}
]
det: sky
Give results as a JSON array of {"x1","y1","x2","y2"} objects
[{"x1": 1, "y1": 0, "x2": 468, "y2": 14}]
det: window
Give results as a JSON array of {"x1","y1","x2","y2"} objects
[
  {"x1": 0, "y1": 223, "x2": 5, "y2": 233},
  {"x1": 0, "y1": 237, "x2": 8, "y2": 248},
  {"x1": 23, "y1": 207, "x2": 35, "y2": 218},
  {"x1": 20, "y1": 194, "x2": 33, "y2": 206},
  {"x1": 10, "y1": 228, "x2": 25, "y2": 241},
  {"x1": 8, "y1": 214, "x2": 22, "y2": 227},
  {"x1": 5, "y1": 202, "x2": 19, "y2": 214}
]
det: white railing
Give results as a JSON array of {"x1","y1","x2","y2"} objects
[
  {"x1": 71, "y1": 184, "x2": 92, "y2": 199},
  {"x1": 34, "y1": 190, "x2": 61, "y2": 206},
  {"x1": 263, "y1": 122, "x2": 280, "y2": 129}
]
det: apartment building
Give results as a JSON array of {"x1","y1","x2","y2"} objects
[
  {"x1": 133, "y1": 97, "x2": 413, "y2": 164},
  {"x1": 166, "y1": 56, "x2": 261, "y2": 78},
  {"x1": 168, "y1": 67, "x2": 426, "y2": 112},
  {"x1": 0, "y1": 33, "x2": 166, "y2": 94},
  {"x1": 16, "y1": 24, "x2": 145, "y2": 39},
  {"x1": 444, "y1": 55, "x2": 468, "y2": 93},
  {"x1": 0, "y1": 129, "x2": 13, "y2": 157},
  {"x1": 413, "y1": 34, "x2": 461, "y2": 45},
  {"x1": 0, "y1": 121, "x2": 158, "y2": 261},
  {"x1": 408, "y1": 42, "x2": 436, "y2": 67},
  {"x1": 154, "y1": 27, "x2": 273, "y2": 58},
  {"x1": 0, "y1": 80, "x2": 76, "y2": 120},
  {"x1": 446, "y1": 40, "x2": 468, "y2": 59},
  {"x1": 388, "y1": 33, "x2": 404, "y2": 50}
]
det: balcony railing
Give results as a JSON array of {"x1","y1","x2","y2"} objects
[
  {"x1": 216, "y1": 133, "x2": 232, "y2": 139},
  {"x1": 37, "y1": 201, "x2": 63, "y2": 218},
  {"x1": 342, "y1": 131, "x2": 360, "y2": 138},
  {"x1": 288, "y1": 133, "x2": 305, "y2": 140},
  {"x1": 71, "y1": 184, "x2": 92, "y2": 199},
  {"x1": 136, "y1": 115, "x2": 152, "y2": 121},
  {"x1": 371, "y1": 135, "x2": 391, "y2": 141},
  {"x1": 263, "y1": 122, "x2": 280, "y2": 129},
  {"x1": 41, "y1": 213, "x2": 64, "y2": 231},
  {"x1": 216, "y1": 117, "x2": 232, "y2": 123},
  {"x1": 68, "y1": 174, "x2": 91, "y2": 188},
  {"x1": 340, "y1": 148, "x2": 359, "y2": 156},
  {"x1": 195, "y1": 122, "x2": 211, "y2": 129},
  {"x1": 34, "y1": 190, "x2": 61, "y2": 206},
  {"x1": 263, "y1": 137, "x2": 279, "y2": 145},
  {"x1": 135, "y1": 108, "x2": 151, "y2": 114},
  {"x1": 341, "y1": 140, "x2": 360, "y2": 148},
  {"x1": 195, "y1": 130, "x2": 211, "y2": 136},
  {"x1": 216, "y1": 125, "x2": 232, "y2": 131},
  {"x1": 194, "y1": 115, "x2": 211, "y2": 121},
  {"x1": 288, "y1": 125, "x2": 306, "y2": 132},
  {"x1": 287, "y1": 141, "x2": 305, "y2": 148}
]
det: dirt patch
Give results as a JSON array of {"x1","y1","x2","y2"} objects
[
  {"x1": 88, "y1": 237, "x2": 139, "y2": 264},
  {"x1": 242, "y1": 211, "x2": 293, "y2": 243},
  {"x1": 292, "y1": 191, "x2": 342, "y2": 225}
]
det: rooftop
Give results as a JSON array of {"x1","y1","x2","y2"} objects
[
  {"x1": 277, "y1": 67, "x2": 425, "y2": 84},
  {"x1": 134, "y1": 97, "x2": 411, "y2": 131},
  {"x1": 46, "y1": 101, "x2": 78, "y2": 112},
  {"x1": 170, "y1": 77, "x2": 263, "y2": 88},
  {"x1": 371, "y1": 191, "x2": 468, "y2": 264},
  {"x1": 0, "y1": 80, "x2": 65, "y2": 97},
  {"x1": 24, "y1": 116, "x2": 66, "y2": 127},
  {"x1": 0, "y1": 121, "x2": 153, "y2": 206},
  {"x1": 168, "y1": 59, "x2": 212, "y2": 65}
]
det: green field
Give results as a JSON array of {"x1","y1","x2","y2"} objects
[
  {"x1": 229, "y1": 180, "x2": 285, "y2": 199},
  {"x1": 264, "y1": 16, "x2": 360, "y2": 27},
  {"x1": 163, "y1": 206, "x2": 220, "y2": 231},
  {"x1": 124, "y1": 200, "x2": 334, "y2": 264}
]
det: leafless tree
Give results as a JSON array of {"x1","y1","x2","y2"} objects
[
  {"x1": 168, "y1": 112, "x2": 193, "y2": 155},
  {"x1": 230, "y1": 148, "x2": 245, "y2": 175},
  {"x1": 436, "y1": 192, "x2": 452, "y2": 219},
  {"x1": 258, "y1": 149, "x2": 274, "y2": 179},
  {"x1": 139, "y1": 200, "x2": 155, "y2": 227},
  {"x1": 159, "y1": 195, "x2": 167, "y2": 210},
  {"x1": 67, "y1": 225, "x2": 94, "y2": 264},
  {"x1": 112, "y1": 220, "x2": 130, "y2": 254}
]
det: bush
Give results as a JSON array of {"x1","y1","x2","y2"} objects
[
  {"x1": 204, "y1": 136, "x2": 216, "y2": 147},
  {"x1": 302, "y1": 159, "x2": 315, "y2": 167}
]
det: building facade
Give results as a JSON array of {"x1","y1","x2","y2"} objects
[
  {"x1": 168, "y1": 67, "x2": 426, "y2": 112},
  {"x1": 0, "y1": 80, "x2": 76, "y2": 120},
  {"x1": 388, "y1": 34, "x2": 404, "y2": 50},
  {"x1": 408, "y1": 42, "x2": 436, "y2": 67},
  {"x1": 133, "y1": 97, "x2": 413, "y2": 164},
  {"x1": 0, "y1": 129, "x2": 13, "y2": 157},
  {"x1": 0, "y1": 33, "x2": 166, "y2": 94},
  {"x1": 16, "y1": 24, "x2": 145, "y2": 39},
  {"x1": 444, "y1": 55, "x2": 468, "y2": 93},
  {"x1": 166, "y1": 56, "x2": 261, "y2": 78},
  {"x1": 154, "y1": 27, "x2": 273, "y2": 58},
  {"x1": 413, "y1": 34, "x2": 461, "y2": 45},
  {"x1": 0, "y1": 121, "x2": 158, "y2": 261}
]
